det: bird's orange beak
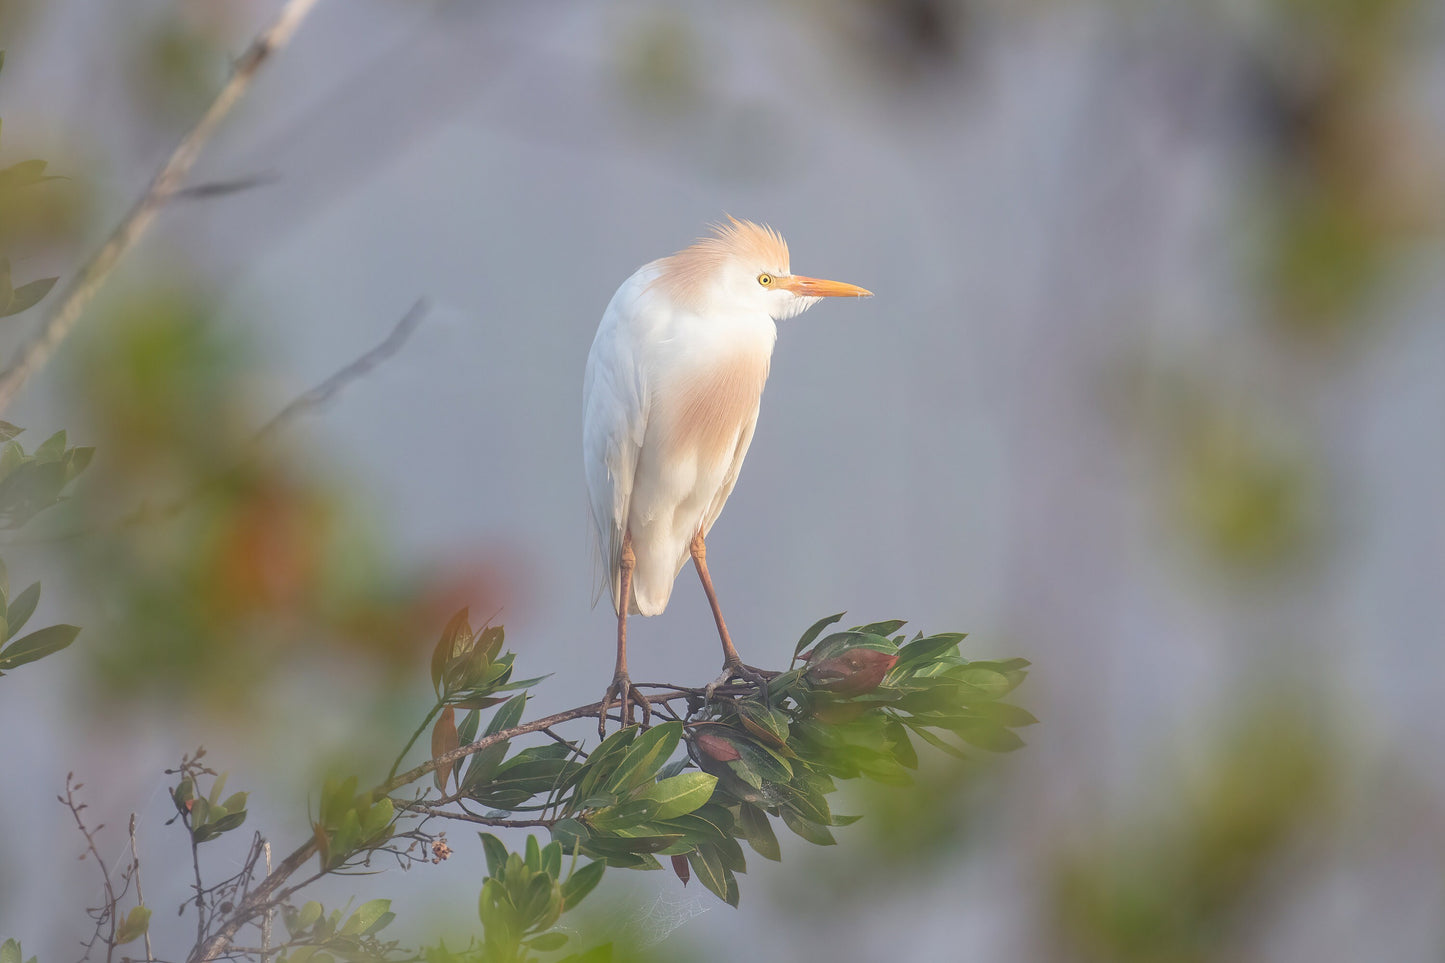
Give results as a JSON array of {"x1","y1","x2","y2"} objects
[{"x1": 778, "y1": 275, "x2": 873, "y2": 298}]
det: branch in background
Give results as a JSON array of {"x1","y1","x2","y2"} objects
[
  {"x1": 63, "y1": 775, "x2": 120, "y2": 963},
  {"x1": 7, "y1": 299, "x2": 428, "y2": 545},
  {"x1": 0, "y1": 0, "x2": 326, "y2": 414},
  {"x1": 174, "y1": 174, "x2": 280, "y2": 200},
  {"x1": 127, "y1": 816, "x2": 154, "y2": 963},
  {"x1": 254, "y1": 298, "x2": 428, "y2": 445}
]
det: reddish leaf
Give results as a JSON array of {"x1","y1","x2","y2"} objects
[
  {"x1": 671, "y1": 854, "x2": 690, "y2": 886},
  {"x1": 806, "y1": 648, "x2": 898, "y2": 696},
  {"x1": 695, "y1": 731, "x2": 741, "y2": 762},
  {"x1": 432, "y1": 707, "x2": 459, "y2": 792}
]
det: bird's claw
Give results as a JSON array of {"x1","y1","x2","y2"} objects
[
  {"x1": 703, "y1": 660, "x2": 777, "y2": 702},
  {"x1": 599, "y1": 671, "x2": 652, "y2": 736}
]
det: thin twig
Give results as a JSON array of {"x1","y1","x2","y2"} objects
[
  {"x1": 189, "y1": 810, "x2": 206, "y2": 947},
  {"x1": 6, "y1": 299, "x2": 428, "y2": 546},
  {"x1": 0, "y1": 0, "x2": 326, "y2": 414},
  {"x1": 63, "y1": 775, "x2": 118, "y2": 963},
  {"x1": 395, "y1": 803, "x2": 555, "y2": 829},
  {"x1": 260, "y1": 843, "x2": 272, "y2": 963},
  {"x1": 174, "y1": 174, "x2": 279, "y2": 200},
  {"x1": 254, "y1": 298, "x2": 428, "y2": 444},
  {"x1": 128, "y1": 815, "x2": 154, "y2": 963}
]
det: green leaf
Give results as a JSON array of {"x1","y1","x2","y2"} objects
[
  {"x1": 685, "y1": 845, "x2": 729, "y2": 903},
  {"x1": 605, "y1": 722, "x2": 682, "y2": 793},
  {"x1": 5, "y1": 581, "x2": 38, "y2": 639},
  {"x1": 0, "y1": 422, "x2": 22, "y2": 444},
  {"x1": 431, "y1": 608, "x2": 472, "y2": 694},
  {"x1": 781, "y1": 808, "x2": 835, "y2": 846},
  {"x1": 641, "y1": 772, "x2": 716, "y2": 820},
  {"x1": 476, "y1": 624, "x2": 505, "y2": 661},
  {"x1": 486, "y1": 693, "x2": 527, "y2": 736},
  {"x1": 530, "y1": 932, "x2": 569, "y2": 951},
  {"x1": 736, "y1": 700, "x2": 790, "y2": 747},
  {"x1": 517, "y1": 875, "x2": 560, "y2": 931},
  {"x1": 893, "y1": 633, "x2": 966, "y2": 669},
  {"x1": 0, "y1": 942, "x2": 17, "y2": 963},
  {"x1": 949, "y1": 719, "x2": 1026, "y2": 752},
  {"x1": 2, "y1": 277, "x2": 57, "y2": 317},
  {"x1": 587, "y1": 798, "x2": 659, "y2": 831},
  {"x1": 480, "y1": 832, "x2": 509, "y2": 877},
  {"x1": 0, "y1": 623, "x2": 78, "y2": 671},
  {"x1": 737, "y1": 803, "x2": 781, "y2": 861},
  {"x1": 457, "y1": 708, "x2": 480, "y2": 745},
  {"x1": 550, "y1": 818, "x2": 590, "y2": 852},
  {"x1": 903, "y1": 720, "x2": 971, "y2": 760},
  {"x1": 794, "y1": 612, "x2": 845, "y2": 658},
  {"x1": 853, "y1": 619, "x2": 907, "y2": 637},
  {"x1": 731, "y1": 736, "x2": 793, "y2": 785},
  {"x1": 286, "y1": 901, "x2": 324, "y2": 936},
  {"x1": 63, "y1": 446, "x2": 94, "y2": 484},
  {"x1": 341, "y1": 898, "x2": 392, "y2": 936},
  {"x1": 966, "y1": 701, "x2": 1039, "y2": 727},
  {"x1": 32, "y1": 430, "x2": 65, "y2": 461},
  {"x1": 0, "y1": 160, "x2": 47, "y2": 184},
  {"x1": 958, "y1": 665, "x2": 1012, "y2": 694},
  {"x1": 115, "y1": 904, "x2": 151, "y2": 945},
  {"x1": 206, "y1": 810, "x2": 248, "y2": 836}
]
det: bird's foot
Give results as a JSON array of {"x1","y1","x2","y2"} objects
[
  {"x1": 598, "y1": 670, "x2": 652, "y2": 736},
  {"x1": 703, "y1": 660, "x2": 777, "y2": 701}
]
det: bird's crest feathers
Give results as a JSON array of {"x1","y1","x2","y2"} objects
[{"x1": 650, "y1": 216, "x2": 790, "y2": 310}]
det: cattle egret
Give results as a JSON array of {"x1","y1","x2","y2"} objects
[{"x1": 583, "y1": 217, "x2": 872, "y2": 730}]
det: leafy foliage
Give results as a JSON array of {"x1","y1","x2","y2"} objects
[
  {"x1": 279, "y1": 899, "x2": 399, "y2": 963},
  {"x1": 0, "y1": 425, "x2": 93, "y2": 529},
  {"x1": 172, "y1": 769, "x2": 250, "y2": 844},
  {"x1": 0, "y1": 50, "x2": 62, "y2": 319},
  {"x1": 19, "y1": 612, "x2": 1027, "y2": 962},
  {"x1": 390, "y1": 610, "x2": 1033, "y2": 957},
  {"x1": 0, "y1": 423, "x2": 90, "y2": 676},
  {"x1": 313, "y1": 776, "x2": 396, "y2": 872}
]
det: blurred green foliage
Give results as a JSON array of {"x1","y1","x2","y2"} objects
[
  {"x1": 125, "y1": 12, "x2": 229, "y2": 127},
  {"x1": 1049, "y1": 693, "x2": 1337, "y2": 962},
  {"x1": 1111, "y1": 363, "x2": 1323, "y2": 572},
  {"x1": 59, "y1": 285, "x2": 484, "y2": 707},
  {"x1": 1248, "y1": 0, "x2": 1441, "y2": 341}
]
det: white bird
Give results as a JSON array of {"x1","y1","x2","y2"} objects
[{"x1": 583, "y1": 217, "x2": 872, "y2": 728}]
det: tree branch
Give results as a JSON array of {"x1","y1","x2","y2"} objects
[
  {"x1": 255, "y1": 298, "x2": 428, "y2": 445},
  {"x1": 129, "y1": 814, "x2": 154, "y2": 963},
  {"x1": 185, "y1": 683, "x2": 747, "y2": 963},
  {"x1": 0, "y1": 0, "x2": 326, "y2": 414},
  {"x1": 6, "y1": 299, "x2": 427, "y2": 546}
]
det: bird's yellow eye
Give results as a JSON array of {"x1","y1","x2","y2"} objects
[{"x1": 757, "y1": 273, "x2": 773, "y2": 286}]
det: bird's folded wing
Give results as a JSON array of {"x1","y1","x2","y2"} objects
[{"x1": 582, "y1": 315, "x2": 649, "y2": 612}]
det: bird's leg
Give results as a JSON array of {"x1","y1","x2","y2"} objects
[
  {"x1": 690, "y1": 531, "x2": 774, "y2": 699},
  {"x1": 600, "y1": 530, "x2": 651, "y2": 735}
]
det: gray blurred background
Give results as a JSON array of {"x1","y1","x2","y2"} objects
[{"x1": 2, "y1": 0, "x2": 1443, "y2": 959}]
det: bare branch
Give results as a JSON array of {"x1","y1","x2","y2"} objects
[
  {"x1": 129, "y1": 815, "x2": 154, "y2": 963},
  {"x1": 0, "y1": 0, "x2": 326, "y2": 414},
  {"x1": 174, "y1": 174, "x2": 280, "y2": 200},
  {"x1": 394, "y1": 802, "x2": 555, "y2": 828},
  {"x1": 63, "y1": 775, "x2": 119, "y2": 963},
  {"x1": 260, "y1": 843, "x2": 273, "y2": 963},
  {"x1": 254, "y1": 299, "x2": 429, "y2": 444}
]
